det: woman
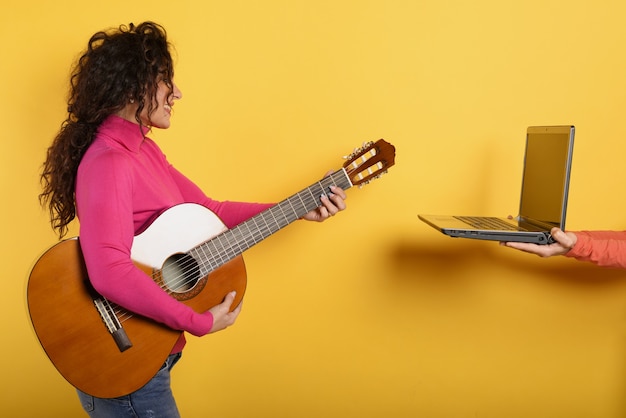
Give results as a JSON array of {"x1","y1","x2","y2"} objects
[
  {"x1": 502, "y1": 227, "x2": 626, "y2": 268},
  {"x1": 39, "y1": 21, "x2": 346, "y2": 417}
]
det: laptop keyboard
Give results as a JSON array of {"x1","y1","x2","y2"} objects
[{"x1": 455, "y1": 216, "x2": 520, "y2": 231}]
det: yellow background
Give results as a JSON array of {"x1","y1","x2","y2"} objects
[{"x1": 3, "y1": 1, "x2": 626, "y2": 417}]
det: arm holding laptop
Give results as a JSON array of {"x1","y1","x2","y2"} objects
[{"x1": 501, "y1": 228, "x2": 626, "y2": 269}]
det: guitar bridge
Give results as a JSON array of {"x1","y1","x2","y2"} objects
[{"x1": 93, "y1": 297, "x2": 133, "y2": 352}]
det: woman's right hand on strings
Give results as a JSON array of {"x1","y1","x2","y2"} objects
[{"x1": 207, "y1": 291, "x2": 242, "y2": 333}]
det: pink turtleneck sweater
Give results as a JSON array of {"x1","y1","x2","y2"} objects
[
  {"x1": 566, "y1": 230, "x2": 626, "y2": 269},
  {"x1": 76, "y1": 115, "x2": 272, "y2": 353}
]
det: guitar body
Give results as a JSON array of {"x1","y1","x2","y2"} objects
[{"x1": 27, "y1": 204, "x2": 247, "y2": 398}]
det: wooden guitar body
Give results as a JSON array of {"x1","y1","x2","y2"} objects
[{"x1": 28, "y1": 205, "x2": 246, "y2": 398}]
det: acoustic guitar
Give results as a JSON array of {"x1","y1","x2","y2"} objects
[{"x1": 27, "y1": 139, "x2": 395, "y2": 398}]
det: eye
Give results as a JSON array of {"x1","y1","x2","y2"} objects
[{"x1": 157, "y1": 69, "x2": 172, "y2": 86}]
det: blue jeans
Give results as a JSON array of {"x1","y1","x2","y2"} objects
[{"x1": 77, "y1": 353, "x2": 182, "y2": 418}]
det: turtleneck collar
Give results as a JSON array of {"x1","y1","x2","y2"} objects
[{"x1": 97, "y1": 114, "x2": 152, "y2": 153}]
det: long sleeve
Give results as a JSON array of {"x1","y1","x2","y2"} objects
[{"x1": 565, "y1": 230, "x2": 626, "y2": 268}]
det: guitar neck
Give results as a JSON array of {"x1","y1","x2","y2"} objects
[{"x1": 190, "y1": 169, "x2": 352, "y2": 275}]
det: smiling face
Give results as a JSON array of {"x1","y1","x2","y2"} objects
[
  {"x1": 143, "y1": 79, "x2": 182, "y2": 129},
  {"x1": 117, "y1": 78, "x2": 182, "y2": 129}
]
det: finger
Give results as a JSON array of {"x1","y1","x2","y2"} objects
[
  {"x1": 232, "y1": 300, "x2": 243, "y2": 315},
  {"x1": 222, "y1": 291, "x2": 236, "y2": 307},
  {"x1": 550, "y1": 227, "x2": 564, "y2": 236},
  {"x1": 503, "y1": 241, "x2": 548, "y2": 255},
  {"x1": 321, "y1": 205, "x2": 332, "y2": 218},
  {"x1": 329, "y1": 195, "x2": 346, "y2": 212},
  {"x1": 501, "y1": 241, "x2": 530, "y2": 251},
  {"x1": 329, "y1": 185, "x2": 347, "y2": 200},
  {"x1": 328, "y1": 187, "x2": 347, "y2": 210},
  {"x1": 551, "y1": 228, "x2": 570, "y2": 243},
  {"x1": 321, "y1": 198, "x2": 338, "y2": 217},
  {"x1": 318, "y1": 194, "x2": 333, "y2": 213}
]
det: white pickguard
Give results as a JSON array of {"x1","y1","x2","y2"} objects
[{"x1": 130, "y1": 203, "x2": 227, "y2": 269}]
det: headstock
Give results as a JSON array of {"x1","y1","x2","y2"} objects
[{"x1": 343, "y1": 139, "x2": 396, "y2": 187}]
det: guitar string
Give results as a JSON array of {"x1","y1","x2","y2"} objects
[{"x1": 111, "y1": 170, "x2": 354, "y2": 324}]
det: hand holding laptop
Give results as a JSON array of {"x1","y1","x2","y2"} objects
[
  {"x1": 502, "y1": 226, "x2": 626, "y2": 269},
  {"x1": 418, "y1": 125, "x2": 626, "y2": 269},
  {"x1": 500, "y1": 227, "x2": 577, "y2": 257},
  {"x1": 418, "y1": 125, "x2": 576, "y2": 245}
]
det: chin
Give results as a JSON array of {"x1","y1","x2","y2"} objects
[{"x1": 150, "y1": 120, "x2": 171, "y2": 130}]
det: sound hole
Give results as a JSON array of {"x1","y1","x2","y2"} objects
[{"x1": 161, "y1": 253, "x2": 200, "y2": 293}]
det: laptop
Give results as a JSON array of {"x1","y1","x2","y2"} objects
[{"x1": 419, "y1": 125, "x2": 575, "y2": 244}]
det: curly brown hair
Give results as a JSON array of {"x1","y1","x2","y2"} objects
[{"x1": 40, "y1": 21, "x2": 175, "y2": 238}]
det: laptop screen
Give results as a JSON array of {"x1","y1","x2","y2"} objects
[{"x1": 518, "y1": 126, "x2": 575, "y2": 228}]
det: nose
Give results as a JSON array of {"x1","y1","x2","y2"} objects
[{"x1": 172, "y1": 83, "x2": 183, "y2": 100}]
